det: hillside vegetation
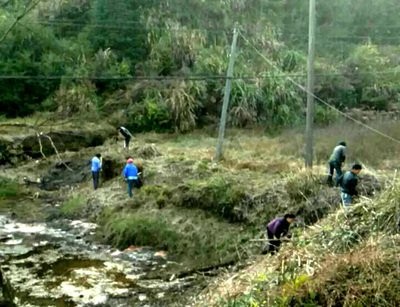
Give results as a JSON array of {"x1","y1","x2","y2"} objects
[{"x1": 2, "y1": 0, "x2": 400, "y2": 132}]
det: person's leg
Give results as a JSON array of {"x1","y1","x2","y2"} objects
[
  {"x1": 262, "y1": 228, "x2": 273, "y2": 254},
  {"x1": 92, "y1": 171, "x2": 98, "y2": 190},
  {"x1": 327, "y1": 162, "x2": 334, "y2": 186},
  {"x1": 127, "y1": 180, "x2": 133, "y2": 197},
  {"x1": 341, "y1": 192, "x2": 352, "y2": 209},
  {"x1": 335, "y1": 163, "x2": 343, "y2": 186},
  {"x1": 124, "y1": 136, "x2": 131, "y2": 149},
  {"x1": 270, "y1": 239, "x2": 281, "y2": 254}
]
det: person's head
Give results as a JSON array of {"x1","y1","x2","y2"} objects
[
  {"x1": 127, "y1": 158, "x2": 134, "y2": 164},
  {"x1": 338, "y1": 141, "x2": 346, "y2": 147},
  {"x1": 96, "y1": 153, "x2": 101, "y2": 158},
  {"x1": 351, "y1": 163, "x2": 362, "y2": 175},
  {"x1": 284, "y1": 213, "x2": 296, "y2": 224}
]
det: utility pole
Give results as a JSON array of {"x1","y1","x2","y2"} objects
[
  {"x1": 305, "y1": 0, "x2": 316, "y2": 168},
  {"x1": 215, "y1": 26, "x2": 239, "y2": 161}
]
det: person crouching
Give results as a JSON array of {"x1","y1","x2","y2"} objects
[
  {"x1": 262, "y1": 213, "x2": 296, "y2": 255},
  {"x1": 123, "y1": 158, "x2": 138, "y2": 198}
]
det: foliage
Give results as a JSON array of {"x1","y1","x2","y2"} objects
[
  {"x1": 126, "y1": 98, "x2": 172, "y2": 133},
  {"x1": 100, "y1": 211, "x2": 180, "y2": 250},
  {"x1": 224, "y1": 178, "x2": 400, "y2": 306},
  {"x1": 52, "y1": 81, "x2": 99, "y2": 117},
  {"x1": 3, "y1": 0, "x2": 400, "y2": 130},
  {"x1": 172, "y1": 176, "x2": 247, "y2": 222},
  {"x1": 98, "y1": 207, "x2": 254, "y2": 267},
  {"x1": 61, "y1": 196, "x2": 87, "y2": 219},
  {"x1": 0, "y1": 177, "x2": 19, "y2": 199}
]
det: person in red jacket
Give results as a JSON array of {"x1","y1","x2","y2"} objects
[{"x1": 262, "y1": 213, "x2": 296, "y2": 254}]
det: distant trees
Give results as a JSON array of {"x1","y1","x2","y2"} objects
[{"x1": 1, "y1": 0, "x2": 400, "y2": 131}]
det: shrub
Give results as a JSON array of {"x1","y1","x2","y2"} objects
[
  {"x1": 61, "y1": 196, "x2": 87, "y2": 219},
  {"x1": 101, "y1": 212, "x2": 180, "y2": 250},
  {"x1": 172, "y1": 176, "x2": 247, "y2": 222},
  {"x1": 0, "y1": 177, "x2": 19, "y2": 199}
]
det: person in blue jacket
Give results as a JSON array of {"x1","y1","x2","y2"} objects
[
  {"x1": 91, "y1": 153, "x2": 102, "y2": 190},
  {"x1": 123, "y1": 158, "x2": 138, "y2": 197}
]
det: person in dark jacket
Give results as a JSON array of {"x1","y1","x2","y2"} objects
[
  {"x1": 340, "y1": 163, "x2": 362, "y2": 208},
  {"x1": 262, "y1": 213, "x2": 296, "y2": 254},
  {"x1": 91, "y1": 154, "x2": 102, "y2": 190},
  {"x1": 117, "y1": 126, "x2": 133, "y2": 150},
  {"x1": 122, "y1": 158, "x2": 138, "y2": 197},
  {"x1": 327, "y1": 141, "x2": 347, "y2": 186}
]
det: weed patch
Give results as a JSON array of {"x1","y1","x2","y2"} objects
[
  {"x1": 0, "y1": 177, "x2": 19, "y2": 199},
  {"x1": 61, "y1": 196, "x2": 87, "y2": 219}
]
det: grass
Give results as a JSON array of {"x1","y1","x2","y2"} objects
[
  {"x1": 217, "y1": 174, "x2": 400, "y2": 307},
  {"x1": 279, "y1": 118, "x2": 400, "y2": 168},
  {"x1": 0, "y1": 177, "x2": 19, "y2": 199},
  {"x1": 60, "y1": 196, "x2": 87, "y2": 219},
  {"x1": 98, "y1": 206, "x2": 257, "y2": 268}
]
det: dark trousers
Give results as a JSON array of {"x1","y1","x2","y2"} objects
[
  {"x1": 124, "y1": 136, "x2": 131, "y2": 149},
  {"x1": 262, "y1": 228, "x2": 281, "y2": 254},
  {"x1": 328, "y1": 161, "x2": 343, "y2": 186},
  {"x1": 92, "y1": 171, "x2": 100, "y2": 190},
  {"x1": 127, "y1": 179, "x2": 137, "y2": 197}
]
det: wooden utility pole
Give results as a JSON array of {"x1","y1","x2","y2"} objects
[
  {"x1": 215, "y1": 26, "x2": 239, "y2": 161},
  {"x1": 305, "y1": 0, "x2": 316, "y2": 168}
]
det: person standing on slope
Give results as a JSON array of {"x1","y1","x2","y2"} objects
[
  {"x1": 327, "y1": 141, "x2": 347, "y2": 186},
  {"x1": 122, "y1": 158, "x2": 138, "y2": 198},
  {"x1": 117, "y1": 126, "x2": 133, "y2": 150},
  {"x1": 91, "y1": 153, "x2": 102, "y2": 190}
]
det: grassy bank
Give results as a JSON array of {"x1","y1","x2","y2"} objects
[{"x1": 211, "y1": 174, "x2": 399, "y2": 307}]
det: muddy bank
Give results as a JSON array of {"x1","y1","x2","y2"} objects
[{"x1": 0, "y1": 124, "x2": 114, "y2": 166}]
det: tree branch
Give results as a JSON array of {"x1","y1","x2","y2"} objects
[{"x1": 40, "y1": 132, "x2": 73, "y2": 172}]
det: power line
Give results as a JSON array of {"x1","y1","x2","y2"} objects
[
  {"x1": 0, "y1": 69, "x2": 399, "y2": 81},
  {"x1": 239, "y1": 31, "x2": 400, "y2": 146},
  {"x1": 14, "y1": 21, "x2": 400, "y2": 40}
]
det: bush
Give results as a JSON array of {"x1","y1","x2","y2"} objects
[
  {"x1": 61, "y1": 196, "x2": 87, "y2": 219},
  {"x1": 172, "y1": 176, "x2": 247, "y2": 222},
  {"x1": 126, "y1": 98, "x2": 173, "y2": 133},
  {"x1": 101, "y1": 212, "x2": 180, "y2": 250},
  {"x1": 0, "y1": 177, "x2": 19, "y2": 199}
]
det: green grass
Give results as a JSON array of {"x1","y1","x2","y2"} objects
[
  {"x1": 0, "y1": 177, "x2": 19, "y2": 199},
  {"x1": 98, "y1": 206, "x2": 257, "y2": 268},
  {"x1": 60, "y1": 196, "x2": 87, "y2": 219}
]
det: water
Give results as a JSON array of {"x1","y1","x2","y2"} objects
[{"x1": 0, "y1": 215, "x2": 204, "y2": 306}]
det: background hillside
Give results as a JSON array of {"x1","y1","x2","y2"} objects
[{"x1": 2, "y1": 0, "x2": 400, "y2": 131}]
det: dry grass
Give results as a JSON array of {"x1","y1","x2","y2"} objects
[
  {"x1": 196, "y1": 170, "x2": 398, "y2": 307},
  {"x1": 279, "y1": 118, "x2": 400, "y2": 168}
]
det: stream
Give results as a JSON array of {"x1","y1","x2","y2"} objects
[{"x1": 0, "y1": 214, "x2": 206, "y2": 306}]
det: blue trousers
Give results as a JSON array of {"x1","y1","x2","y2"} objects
[
  {"x1": 127, "y1": 179, "x2": 136, "y2": 197},
  {"x1": 341, "y1": 192, "x2": 352, "y2": 208}
]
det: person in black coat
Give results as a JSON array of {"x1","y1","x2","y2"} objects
[{"x1": 340, "y1": 163, "x2": 362, "y2": 208}]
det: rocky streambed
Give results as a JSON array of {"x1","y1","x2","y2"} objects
[{"x1": 0, "y1": 215, "x2": 206, "y2": 306}]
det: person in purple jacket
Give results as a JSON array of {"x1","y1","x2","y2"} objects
[{"x1": 262, "y1": 213, "x2": 296, "y2": 254}]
